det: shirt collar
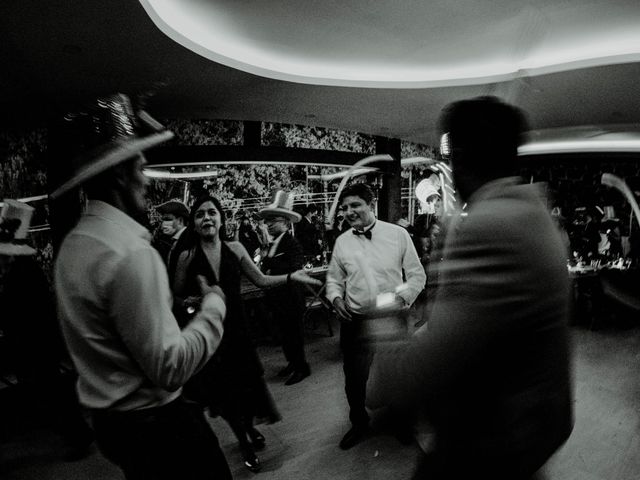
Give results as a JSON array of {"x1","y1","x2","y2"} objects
[
  {"x1": 85, "y1": 200, "x2": 151, "y2": 241},
  {"x1": 272, "y1": 231, "x2": 286, "y2": 245},
  {"x1": 354, "y1": 219, "x2": 376, "y2": 234},
  {"x1": 172, "y1": 226, "x2": 186, "y2": 240}
]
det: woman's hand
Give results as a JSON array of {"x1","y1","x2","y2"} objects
[
  {"x1": 290, "y1": 269, "x2": 323, "y2": 288},
  {"x1": 197, "y1": 275, "x2": 226, "y2": 304}
]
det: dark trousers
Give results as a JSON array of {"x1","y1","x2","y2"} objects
[
  {"x1": 340, "y1": 319, "x2": 374, "y2": 427},
  {"x1": 266, "y1": 293, "x2": 308, "y2": 371},
  {"x1": 91, "y1": 397, "x2": 232, "y2": 480}
]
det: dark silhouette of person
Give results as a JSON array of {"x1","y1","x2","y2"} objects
[{"x1": 367, "y1": 96, "x2": 573, "y2": 480}]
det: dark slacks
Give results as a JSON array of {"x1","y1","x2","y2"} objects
[
  {"x1": 91, "y1": 397, "x2": 231, "y2": 480},
  {"x1": 340, "y1": 319, "x2": 374, "y2": 427},
  {"x1": 266, "y1": 291, "x2": 308, "y2": 371}
]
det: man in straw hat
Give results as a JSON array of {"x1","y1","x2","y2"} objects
[
  {"x1": 52, "y1": 93, "x2": 231, "y2": 479},
  {"x1": 259, "y1": 190, "x2": 312, "y2": 386}
]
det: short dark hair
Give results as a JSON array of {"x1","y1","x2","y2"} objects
[
  {"x1": 304, "y1": 204, "x2": 318, "y2": 215},
  {"x1": 438, "y1": 96, "x2": 528, "y2": 176},
  {"x1": 339, "y1": 182, "x2": 375, "y2": 205}
]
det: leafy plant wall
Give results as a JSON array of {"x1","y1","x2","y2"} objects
[
  {"x1": 2, "y1": 119, "x2": 437, "y2": 281},
  {"x1": 0, "y1": 129, "x2": 53, "y2": 283}
]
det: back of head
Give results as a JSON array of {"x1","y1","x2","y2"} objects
[{"x1": 439, "y1": 96, "x2": 528, "y2": 179}]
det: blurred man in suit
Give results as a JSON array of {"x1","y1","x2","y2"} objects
[
  {"x1": 367, "y1": 96, "x2": 573, "y2": 480},
  {"x1": 296, "y1": 204, "x2": 322, "y2": 262}
]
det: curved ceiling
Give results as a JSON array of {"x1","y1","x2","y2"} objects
[
  {"x1": 140, "y1": 0, "x2": 640, "y2": 87},
  {"x1": 1, "y1": 0, "x2": 640, "y2": 149}
]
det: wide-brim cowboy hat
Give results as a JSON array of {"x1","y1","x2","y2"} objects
[
  {"x1": 155, "y1": 199, "x2": 190, "y2": 219},
  {"x1": 258, "y1": 190, "x2": 302, "y2": 223},
  {"x1": 50, "y1": 93, "x2": 174, "y2": 199},
  {"x1": 0, "y1": 199, "x2": 36, "y2": 256}
]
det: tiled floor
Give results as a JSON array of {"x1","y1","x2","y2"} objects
[{"x1": 1, "y1": 313, "x2": 639, "y2": 480}]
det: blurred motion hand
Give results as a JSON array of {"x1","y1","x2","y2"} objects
[
  {"x1": 197, "y1": 275, "x2": 226, "y2": 304},
  {"x1": 333, "y1": 297, "x2": 352, "y2": 322},
  {"x1": 290, "y1": 269, "x2": 323, "y2": 287}
]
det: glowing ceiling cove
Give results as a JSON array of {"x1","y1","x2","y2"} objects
[{"x1": 140, "y1": 0, "x2": 640, "y2": 88}]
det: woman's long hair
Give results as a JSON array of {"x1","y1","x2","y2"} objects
[{"x1": 183, "y1": 194, "x2": 227, "y2": 253}]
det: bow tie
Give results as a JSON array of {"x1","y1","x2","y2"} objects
[{"x1": 352, "y1": 229, "x2": 372, "y2": 240}]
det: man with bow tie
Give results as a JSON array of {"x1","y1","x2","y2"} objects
[{"x1": 326, "y1": 182, "x2": 425, "y2": 450}]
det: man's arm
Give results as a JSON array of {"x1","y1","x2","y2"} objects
[
  {"x1": 367, "y1": 211, "x2": 525, "y2": 410},
  {"x1": 325, "y1": 239, "x2": 346, "y2": 304},
  {"x1": 110, "y1": 246, "x2": 225, "y2": 391},
  {"x1": 397, "y1": 227, "x2": 427, "y2": 306}
]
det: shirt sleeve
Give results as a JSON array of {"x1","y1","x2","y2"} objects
[
  {"x1": 109, "y1": 246, "x2": 225, "y2": 391},
  {"x1": 397, "y1": 227, "x2": 427, "y2": 306},
  {"x1": 325, "y1": 238, "x2": 347, "y2": 304}
]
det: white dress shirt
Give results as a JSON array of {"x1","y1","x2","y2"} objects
[
  {"x1": 326, "y1": 219, "x2": 426, "y2": 313},
  {"x1": 55, "y1": 200, "x2": 226, "y2": 411}
]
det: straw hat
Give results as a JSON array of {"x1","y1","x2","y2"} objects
[
  {"x1": 258, "y1": 190, "x2": 301, "y2": 223},
  {"x1": 50, "y1": 93, "x2": 174, "y2": 199},
  {"x1": 0, "y1": 200, "x2": 36, "y2": 256},
  {"x1": 156, "y1": 200, "x2": 190, "y2": 220}
]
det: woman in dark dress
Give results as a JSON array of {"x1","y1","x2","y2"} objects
[{"x1": 173, "y1": 195, "x2": 320, "y2": 473}]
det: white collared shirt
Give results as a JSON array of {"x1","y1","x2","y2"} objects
[
  {"x1": 55, "y1": 200, "x2": 226, "y2": 411},
  {"x1": 326, "y1": 219, "x2": 426, "y2": 313}
]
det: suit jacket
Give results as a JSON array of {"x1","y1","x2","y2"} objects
[
  {"x1": 368, "y1": 178, "x2": 573, "y2": 479},
  {"x1": 167, "y1": 229, "x2": 189, "y2": 287},
  {"x1": 261, "y1": 232, "x2": 305, "y2": 310},
  {"x1": 295, "y1": 216, "x2": 320, "y2": 257}
]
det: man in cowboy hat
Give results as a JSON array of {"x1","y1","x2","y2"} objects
[
  {"x1": 153, "y1": 199, "x2": 190, "y2": 281},
  {"x1": 52, "y1": 93, "x2": 231, "y2": 479},
  {"x1": 0, "y1": 199, "x2": 94, "y2": 460},
  {"x1": 259, "y1": 189, "x2": 311, "y2": 386},
  {"x1": 326, "y1": 182, "x2": 426, "y2": 450}
]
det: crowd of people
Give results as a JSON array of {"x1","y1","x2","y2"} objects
[{"x1": 0, "y1": 94, "x2": 581, "y2": 479}]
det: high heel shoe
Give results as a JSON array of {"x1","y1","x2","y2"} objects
[
  {"x1": 247, "y1": 426, "x2": 266, "y2": 450},
  {"x1": 241, "y1": 445, "x2": 261, "y2": 473}
]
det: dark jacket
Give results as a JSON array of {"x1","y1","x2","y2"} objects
[
  {"x1": 368, "y1": 179, "x2": 573, "y2": 479},
  {"x1": 261, "y1": 232, "x2": 305, "y2": 304},
  {"x1": 295, "y1": 217, "x2": 321, "y2": 258}
]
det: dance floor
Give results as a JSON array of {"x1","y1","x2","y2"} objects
[{"x1": 1, "y1": 311, "x2": 639, "y2": 480}]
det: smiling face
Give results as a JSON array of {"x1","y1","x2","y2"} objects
[
  {"x1": 341, "y1": 194, "x2": 376, "y2": 231},
  {"x1": 193, "y1": 200, "x2": 222, "y2": 241}
]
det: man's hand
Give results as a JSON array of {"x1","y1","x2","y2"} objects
[
  {"x1": 333, "y1": 297, "x2": 352, "y2": 322},
  {"x1": 197, "y1": 275, "x2": 226, "y2": 304}
]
